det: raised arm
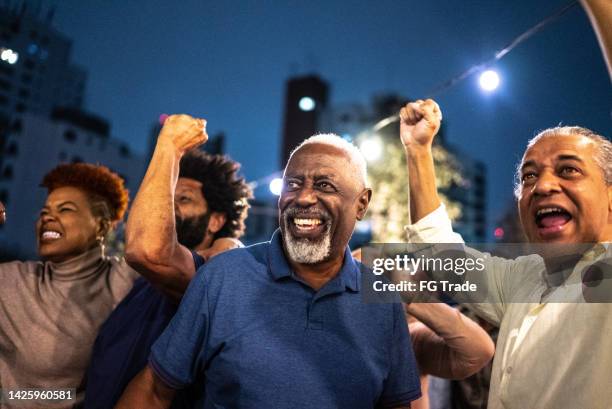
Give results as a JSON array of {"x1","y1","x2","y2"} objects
[
  {"x1": 115, "y1": 365, "x2": 175, "y2": 409},
  {"x1": 399, "y1": 99, "x2": 443, "y2": 223},
  {"x1": 406, "y1": 303, "x2": 494, "y2": 379},
  {"x1": 581, "y1": 0, "x2": 612, "y2": 78},
  {"x1": 125, "y1": 115, "x2": 207, "y2": 300}
]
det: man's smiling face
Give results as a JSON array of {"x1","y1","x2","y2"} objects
[
  {"x1": 279, "y1": 143, "x2": 370, "y2": 265},
  {"x1": 517, "y1": 133, "x2": 612, "y2": 244}
]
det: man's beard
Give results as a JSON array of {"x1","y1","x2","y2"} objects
[
  {"x1": 281, "y1": 207, "x2": 332, "y2": 264},
  {"x1": 176, "y1": 212, "x2": 211, "y2": 249}
]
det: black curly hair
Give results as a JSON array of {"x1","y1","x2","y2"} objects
[{"x1": 179, "y1": 150, "x2": 252, "y2": 239}]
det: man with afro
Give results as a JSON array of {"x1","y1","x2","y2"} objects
[{"x1": 83, "y1": 114, "x2": 251, "y2": 408}]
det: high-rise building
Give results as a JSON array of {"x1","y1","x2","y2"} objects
[
  {"x1": 0, "y1": 4, "x2": 146, "y2": 259},
  {"x1": 0, "y1": 4, "x2": 85, "y2": 112},
  {"x1": 0, "y1": 3, "x2": 86, "y2": 159},
  {"x1": 280, "y1": 75, "x2": 328, "y2": 167}
]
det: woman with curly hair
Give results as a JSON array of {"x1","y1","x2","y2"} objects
[{"x1": 0, "y1": 163, "x2": 138, "y2": 408}]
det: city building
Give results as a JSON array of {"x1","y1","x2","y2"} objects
[
  {"x1": 280, "y1": 74, "x2": 328, "y2": 168},
  {"x1": 0, "y1": 3, "x2": 86, "y2": 160},
  {"x1": 0, "y1": 4, "x2": 145, "y2": 259}
]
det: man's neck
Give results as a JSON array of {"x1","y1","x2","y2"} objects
[
  {"x1": 290, "y1": 255, "x2": 344, "y2": 291},
  {"x1": 193, "y1": 235, "x2": 214, "y2": 253}
]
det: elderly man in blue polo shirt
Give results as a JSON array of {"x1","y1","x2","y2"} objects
[{"x1": 117, "y1": 132, "x2": 422, "y2": 408}]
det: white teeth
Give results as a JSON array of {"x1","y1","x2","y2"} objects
[
  {"x1": 42, "y1": 231, "x2": 61, "y2": 240},
  {"x1": 536, "y1": 207, "x2": 565, "y2": 216},
  {"x1": 293, "y1": 218, "x2": 322, "y2": 227}
]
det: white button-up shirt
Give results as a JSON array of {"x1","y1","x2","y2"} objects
[{"x1": 405, "y1": 205, "x2": 612, "y2": 409}]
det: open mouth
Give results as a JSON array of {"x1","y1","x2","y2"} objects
[
  {"x1": 534, "y1": 207, "x2": 572, "y2": 236},
  {"x1": 284, "y1": 208, "x2": 331, "y2": 239},
  {"x1": 40, "y1": 230, "x2": 62, "y2": 242}
]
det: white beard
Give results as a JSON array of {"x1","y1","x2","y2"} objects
[{"x1": 282, "y1": 214, "x2": 332, "y2": 264}]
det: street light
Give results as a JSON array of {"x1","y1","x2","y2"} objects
[
  {"x1": 298, "y1": 96, "x2": 315, "y2": 112},
  {"x1": 269, "y1": 178, "x2": 283, "y2": 196},
  {"x1": 358, "y1": 135, "x2": 383, "y2": 162},
  {"x1": 479, "y1": 70, "x2": 500, "y2": 91},
  {"x1": 0, "y1": 48, "x2": 19, "y2": 65}
]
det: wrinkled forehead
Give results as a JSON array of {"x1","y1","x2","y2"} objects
[
  {"x1": 521, "y1": 134, "x2": 597, "y2": 164},
  {"x1": 284, "y1": 143, "x2": 362, "y2": 181}
]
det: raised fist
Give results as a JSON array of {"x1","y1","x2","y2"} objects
[
  {"x1": 0, "y1": 201, "x2": 4, "y2": 224},
  {"x1": 399, "y1": 99, "x2": 442, "y2": 149},
  {"x1": 158, "y1": 114, "x2": 208, "y2": 155}
]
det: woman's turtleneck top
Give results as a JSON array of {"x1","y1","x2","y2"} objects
[{"x1": 0, "y1": 246, "x2": 137, "y2": 408}]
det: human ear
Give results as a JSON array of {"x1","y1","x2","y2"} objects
[
  {"x1": 207, "y1": 212, "x2": 227, "y2": 234},
  {"x1": 356, "y1": 188, "x2": 372, "y2": 221},
  {"x1": 96, "y1": 218, "x2": 111, "y2": 238}
]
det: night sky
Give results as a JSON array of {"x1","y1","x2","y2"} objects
[{"x1": 48, "y1": 0, "x2": 610, "y2": 237}]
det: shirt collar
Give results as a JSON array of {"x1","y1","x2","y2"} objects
[{"x1": 267, "y1": 229, "x2": 360, "y2": 292}]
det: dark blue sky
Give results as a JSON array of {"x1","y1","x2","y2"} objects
[{"x1": 49, "y1": 0, "x2": 610, "y2": 235}]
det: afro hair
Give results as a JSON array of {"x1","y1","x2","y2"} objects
[
  {"x1": 41, "y1": 162, "x2": 129, "y2": 222},
  {"x1": 179, "y1": 150, "x2": 252, "y2": 239}
]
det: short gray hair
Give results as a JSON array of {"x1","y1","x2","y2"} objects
[
  {"x1": 514, "y1": 126, "x2": 611, "y2": 198},
  {"x1": 289, "y1": 133, "x2": 368, "y2": 186}
]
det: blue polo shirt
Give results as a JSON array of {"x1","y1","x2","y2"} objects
[{"x1": 150, "y1": 231, "x2": 421, "y2": 408}]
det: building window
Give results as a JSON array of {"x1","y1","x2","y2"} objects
[
  {"x1": 63, "y1": 129, "x2": 77, "y2": 143},
  {"x1": 11, "y1": 119, "x2": 21, "y2": 132},
  {"x1": 10, "y1": 22, "x2": 20, "y2": 34},
  {"x1": 0, "y1": 64, "x2": 14, "y2": 76},
  {"x1": 3, "y1": 165, "x2": 13, "y2": 180},
  {"x1": 6, "y1": 142, "x2": 17, "y2": 156},
  {"x1": 0, "y1": 78, "x2": 11, "y2": 91},
  {"x1": 24, "y1": 60, "x2": 35, "y2": 70}
]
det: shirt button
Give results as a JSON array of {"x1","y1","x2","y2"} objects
[{"x1": 506, "y1": 366, "x2": 513, "y2": 374}]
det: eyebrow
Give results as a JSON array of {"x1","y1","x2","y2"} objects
[
  {"x1": 520, "y1": 160, "x2": 536, "y2": 171},
  {"x1": 556, "y1": 154, "x2": 585, "y2": 163},
  {"x1": 56, "y1": 201, "x2": 78, "y2": 208}
]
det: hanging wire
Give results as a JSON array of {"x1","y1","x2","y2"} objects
[
  {"x1": 248, "y1": 1, "x2": 580, "y2": 198},
  {"x1": 370, "y1": 0, "x2": 579, "y2": 135}
]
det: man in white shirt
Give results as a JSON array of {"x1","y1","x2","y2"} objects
[{"x1": 399, "y1": 99, "x2": 612, "y2": 409}]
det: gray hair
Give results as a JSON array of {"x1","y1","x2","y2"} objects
[
  {"x1": 289, "y1": 133, "x2": 368, "y2": 187},
  {"x1": 514, "y1": 126, "x2": 611, "y2": 198}
]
